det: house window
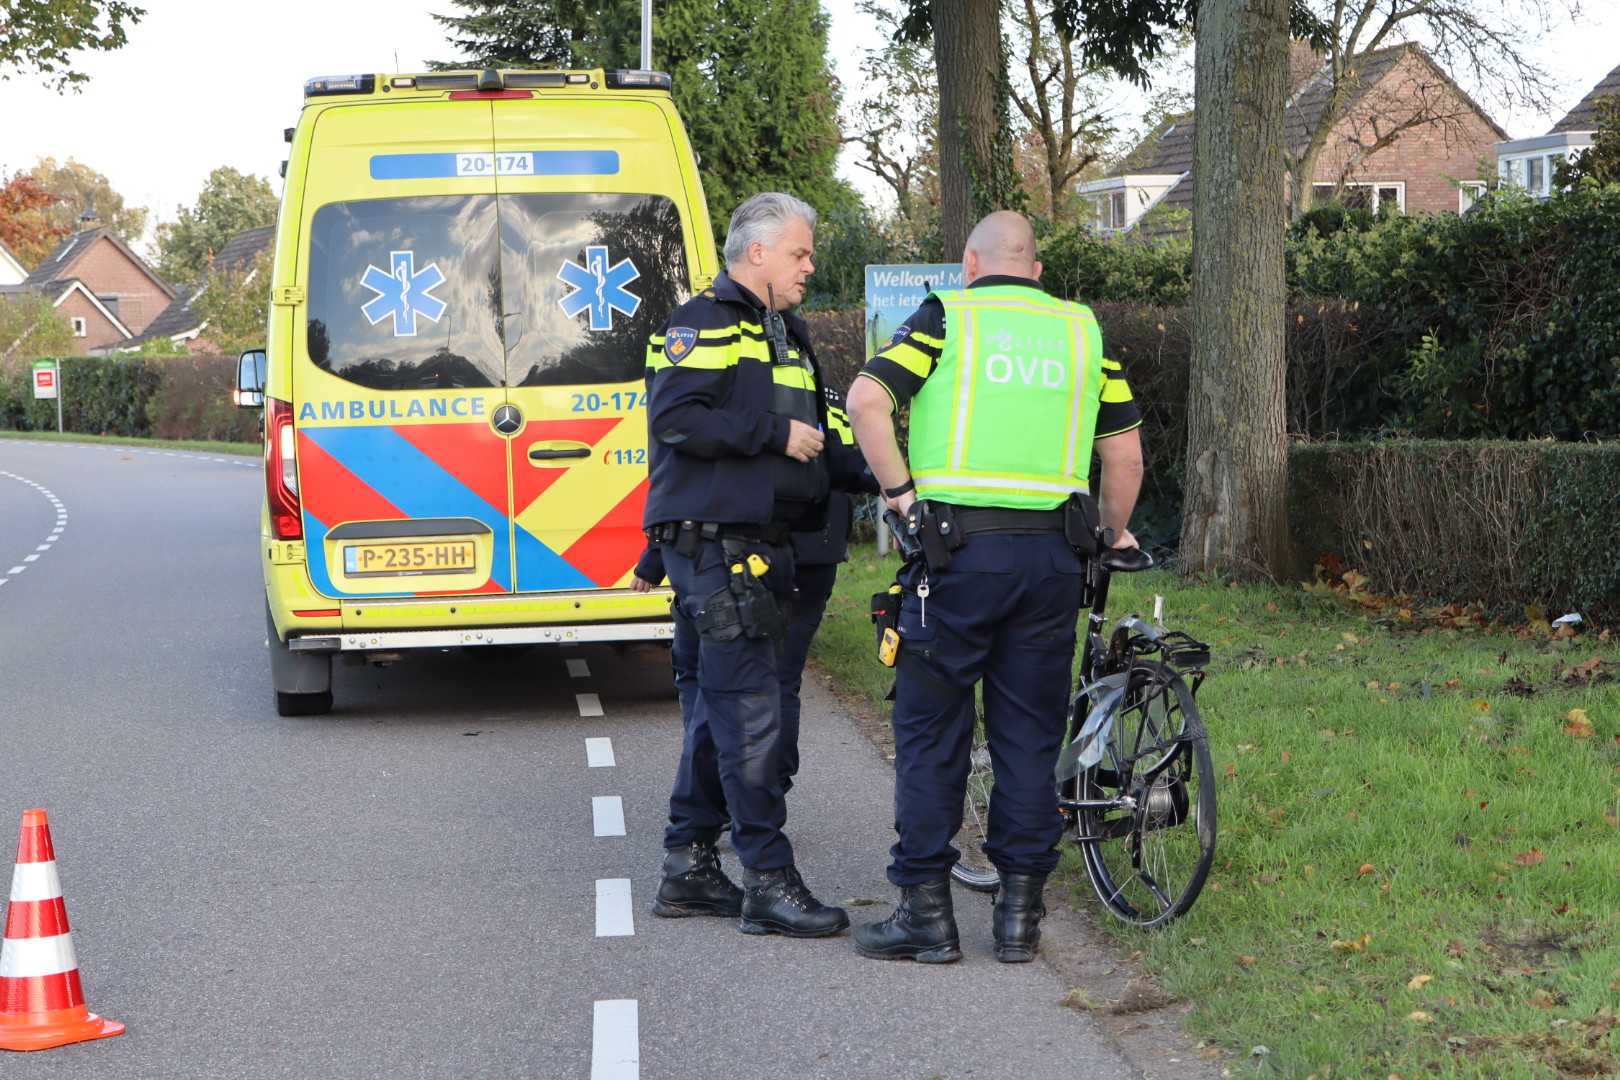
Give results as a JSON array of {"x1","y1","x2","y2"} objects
[
  {"x1": 1312, "y1": 182, "x2": 1404, "y2": 213},
  {"x1": 71, "y1": 317, "x2": 87, "y2": 338},
  {"x1": 1459, "y1": 182, "x2": 1486, "y2": 212},
  {"x1": 1108, "y1": 191, "x2": 1129, "y2": 230},
  {"x1": 1526, "y1": 156, "x2": 1544, "y2": 193},
  {"x1": 1093, "y1": 190, "x2": 1129, "y2": 232},
  {"x1": 1503, "y1": 158, "x2": 1521, "y2": 187}
]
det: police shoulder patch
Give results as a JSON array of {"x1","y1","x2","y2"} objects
[
  {"x1": 665, "y1": 326, "x2": 699, "y2": 361},
  {"x1": 882, "y1": 324, "x2": 911, "y2": 352}
]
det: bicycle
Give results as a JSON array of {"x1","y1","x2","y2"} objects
[{"x1": 949, "y1": 546, "x2": 1217, "y2": 929}]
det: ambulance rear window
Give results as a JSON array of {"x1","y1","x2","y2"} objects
[
  {"x1": 500, "y1": 193, "x2": 689, "y2": 387},
  {"x1": 307, "y1": 196, "x2": 504, "y2": 391},
  {"x1": 304, "y1": 193, "x2": 689, "y2": 391}
]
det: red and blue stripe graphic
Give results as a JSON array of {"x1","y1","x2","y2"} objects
[{"x1": 297, "y1": 419, "x2": 636, "y2": 598}]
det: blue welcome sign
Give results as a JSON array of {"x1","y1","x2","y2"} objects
[{"x1": 863, "y1": 263, "x2": 965, "y2": 358}]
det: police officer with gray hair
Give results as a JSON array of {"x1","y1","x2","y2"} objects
[{"x1": 641, "y1": 192, "x2": 853, "y2": 938}]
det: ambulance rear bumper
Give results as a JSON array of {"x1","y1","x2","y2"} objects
[{"x1": 288, "y1": 620, "x2": 675, "y2": 652}]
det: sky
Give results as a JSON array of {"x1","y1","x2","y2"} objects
[{"x1": 1, "y1": 0, "x2": 1615, "y2": 255}]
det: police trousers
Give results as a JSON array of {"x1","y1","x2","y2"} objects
[
  {"x1": 667, "y1": 559, "x2": 837, "y2": 803},
  {"x1": 662, "y1": 537, "x2": 796, "y2": 870},
  {"x1": 887, "y1": 532, "x2": 1084, "y2": 886}
]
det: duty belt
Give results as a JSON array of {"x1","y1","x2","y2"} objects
[
  {"x1": 951, "y1": 506, "x2": 1065, "y2": 536},
  {"x1": 646, "y1": 520, "x2": 792, "y2": 546}
]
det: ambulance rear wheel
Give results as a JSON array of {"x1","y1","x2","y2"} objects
[
  {"x1": 267, "y1": 604, "x2": 333, "y2": 716},
  {"x1": 276, "y1": 690, "x2": 334, "y2": 716}
]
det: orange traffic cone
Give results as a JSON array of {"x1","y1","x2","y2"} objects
[{"x1": 0, "y1": 810, "x2": 123, "y2": 1051}]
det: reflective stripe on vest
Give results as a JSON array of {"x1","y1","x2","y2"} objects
[{"x1": 909, "y1": 286, "x2": 1105, "y2": 510}]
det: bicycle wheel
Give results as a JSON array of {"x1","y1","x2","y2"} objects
[
  {"x1": 1078, "y1": 661, "x2": 1215, "y2": 928},
  {"x1": 951, "y1": 718, "x2": 1000, "y2": 892}
]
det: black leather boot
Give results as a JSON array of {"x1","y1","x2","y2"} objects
[
  {"x1": 992, "y1": 872, "x2": 1047, "y2": 962},
  {"x1": 651, "y1": 828, "x2": 742, "y2": 917},
  {"x1": 739, "y1": 866, "x2": 850, "y2": 937},
  {"x1": 853, "y1": 877, "x2": 961, "y2": 963}
]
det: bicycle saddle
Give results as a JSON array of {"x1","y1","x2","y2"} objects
[{"x1": 1100, "y1": 547, "x2": 1155, "y2": 573}]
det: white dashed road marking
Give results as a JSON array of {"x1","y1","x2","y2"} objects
[
  {"x1": 567, "y1": 658, "x2": 591, "y2": 678},
  {"x1": 595, "y1": 879, "x2": 634, "y2": 937},
  {"x1": 585, "y1": 737, "x2": 616, "y2": 768},
  {"x1": 576, "y1": 692, "x2": 604, "y2": 717},
  {"x1": 591, "y1": 999, "x2": 639, "y2": 1080},
  {"x1": 592, "y1": 796, "x2": 626, "y2": 837},
  {"x1": 0, "y1": 470, "x2": 67, "y2": 590}
]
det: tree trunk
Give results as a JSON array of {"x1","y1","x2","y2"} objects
[
  {"x1": 1180, "y1": 0, "x2": 1292, "y2": 579},
  {"x1": 933, "y1": 0, "x2": 1002, "y2": 256}
]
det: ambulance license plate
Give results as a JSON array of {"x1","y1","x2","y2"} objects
[{"x1": 343, "y1": 541, "x2": 476, "y2": 577}]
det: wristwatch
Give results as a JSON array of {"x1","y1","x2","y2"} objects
[{"x1": 883, "y1": 478, "x2": 916, "y2": 498}]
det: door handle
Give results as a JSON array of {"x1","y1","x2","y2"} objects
[{"x1": 529, "y1": 446, "x2": 591, "y2": 460}]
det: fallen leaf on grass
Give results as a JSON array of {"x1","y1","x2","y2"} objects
[
  {"x1": 1446, "y1": 940, "x2": 1468, "y2": 956},
  {"x1": 1564, "y1": 709, "x2": 1595, "y2": 737},
  {"x1": 1332, "y1": 933, "x2": 1371, "y2": 953},
  {"x1": 1235, "y1": 954, "x2": 1259, "y2": 965},
  {"x1": 1605, "y1": 811, "x2": 1619, "y2": 828},
  {"x1": 1513, "y1": 849, "x2": 1545, "y2": 867},
  {"x1": 1342, "y1": 633, "x2": 1359, "y2": 644},
  {"x1": 1407, "y1": 973, "x2": 1433, "y2": 990},
  {"x1": 1529, "y1": 988, "x2": 1558, "y2": 1009},
  {"x1": 1357, "y1": 863, "x2": 1377, "y2": 877},
  {"x1": 1408, "y1": 1010, "x2": 1432, "y2": 1021},
  {"x1": 1303, "y1": 865, "x2": 1316, "y2": 879},
  {"x1": 1470, "y1": 700, "x2": 1491, "y2": 713}
]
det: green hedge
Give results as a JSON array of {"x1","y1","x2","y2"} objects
[
  {"x1": 1290, "y1": 440, "x2": 1620, "y2": 626},
  {"x1": 0, "y1": 355, "x2": 258, "y2": 443},
  {"x1": 808, "y1": 299, "x2": 1387, "y2": 552}
]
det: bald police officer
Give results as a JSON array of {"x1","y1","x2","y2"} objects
[{"x1": 847, "y1": 211, "x2": 1145, "y2": 963}]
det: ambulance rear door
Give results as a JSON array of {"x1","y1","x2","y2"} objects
[
  {"x1": 294, "y1": 101, "x2": 517, "y2": 599},
  {"x1": 492, "y1": 95, "x2": 695, "y2": 593}
]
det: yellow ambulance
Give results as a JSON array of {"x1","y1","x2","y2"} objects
[{"x1": 238, "y1": 68, "x2": 713, "y2": 715}]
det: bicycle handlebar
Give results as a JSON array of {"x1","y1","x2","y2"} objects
[{"x1": 1099, "y1": 546, "x2": 1154, "y2": 573}]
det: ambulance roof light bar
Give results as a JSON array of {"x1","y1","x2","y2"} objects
[{"x1": 304, "y1": 74, "x2": 376, "y2": 97}]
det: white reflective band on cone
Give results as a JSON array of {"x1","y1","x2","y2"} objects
[
  {"x1": 9, "y1": 860, "x2": 63, "y2": 903},
  {"x1": 0, "y1": 932, "x2": 79, "y2": 978}
]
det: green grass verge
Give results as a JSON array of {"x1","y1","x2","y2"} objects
[
  {"x1": 0, "y1": 430, "x2": 259, "y2": 456},
  {"x1": 814, "y1": 554, "x2": 1620, "y2": 1078}
]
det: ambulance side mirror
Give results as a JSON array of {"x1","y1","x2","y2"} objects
[{"x1": 235, "y1": 349, "x2": 266, "y2": 408}]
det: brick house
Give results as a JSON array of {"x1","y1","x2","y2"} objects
[
  {"x1": 118, "y1": 224, "x2": 276, "y2": 353},
  {"x1": 1080, "y1": 40, "x2": 1507, "y2": 233},
  {"x1": 1496, "y1": 62, "x2": 1619, "y2": 197},
  {"x1": 8, "y1": 222, "x2": 177, "y2": 352}
]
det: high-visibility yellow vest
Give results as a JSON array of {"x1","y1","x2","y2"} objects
[{"x1": 909, "y1": 285, "x2": 1106, "y2": 510}]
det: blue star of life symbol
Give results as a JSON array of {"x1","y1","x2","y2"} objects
[
  {"x1": 557, "y1": 246, "x2": 641, "y2": 331},
  {"x1": 360, "y1": 251, "x2": 448, "y2": 337}
]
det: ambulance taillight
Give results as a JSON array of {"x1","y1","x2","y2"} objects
[{"x1": 265, "y1": 398, "x2": 302, "y2": 540}]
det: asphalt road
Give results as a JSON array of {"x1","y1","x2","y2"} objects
[{"x1": 0, "y1": 438, "x2": 1135, "y2": 1080}]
